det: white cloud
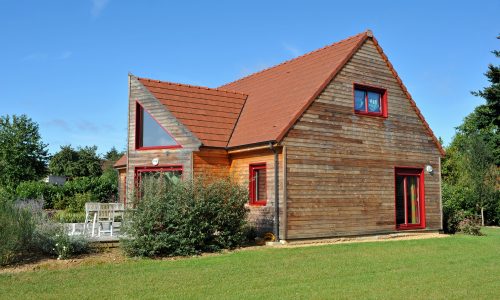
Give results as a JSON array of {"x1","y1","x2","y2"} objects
[
  {"x1": 239, "y1": 62, "x2": 271, "y2": 78},
  {"x1": 45, "y1": 119, "x2": 72, "y2": 132},
  {"x1": 21, "y1": 53, "x2": 48, "y2": 62},
  {"x1": 91, "y1": 0, "x2": 110, "y2": 18},
  {"x1": 59, "y1": 51, "x2": 72, "y2": 60},
  {"x1": 283, "y1": 43, "x2": 301, "y2": 58}
]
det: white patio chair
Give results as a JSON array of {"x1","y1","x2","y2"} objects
[
  {"x1": 111, "y1": 203, "x2": 125, "y2": 235},
  {"x1": 97, "y1": 203, "x2": 115, "y2": 237},
  {"x1": 84, "y1": 202, "x2": 100, "y2": 237}
]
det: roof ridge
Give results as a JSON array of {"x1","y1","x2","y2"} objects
[
  {"x1": 220, "y1": 31, "x2": 368, "y2": 88},
  {"x1": 370, "y1": 36, "x2": 446, "y2": 157},
  {"x1": 137, "y1": 76, "x2": 248, "y2": 97}
]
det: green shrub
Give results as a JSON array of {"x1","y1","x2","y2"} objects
[
  {"x1": 0, "y1": 199, "x2": 91, "y2": 265},
  {"x1": 93, "y1": 169, "x2": 118, "y2": 202},
  {"x1": 52, "y1": 210, "x2": 86, "y2": 223},
  {"x1": 32, "y1": 218, "x2": 91, "y2": 259},
  {"x1": 0, "y1": 186, "x2": 15, "y2": 204},
  {"x1": 61, "y1": 172, "x2": 117, "y2": 205},
  {"x1": 67, "y1": 192, "x2": 92, "y2": 213},
  {"x1": 442, "y1": 182, "x2": 476, "y2": 233},
  {"x1": 122, "y1": 176, "x2": 249, "y2": 257},
  {"x1": 457, "y1": 214, "x2": 483, "y2": 236},
  {"x1": 15, "y1": 181, "x2": 64, "y2": 209},
  {"x1": 0, "y1": 201, "x2": 35, "y2": 265}
]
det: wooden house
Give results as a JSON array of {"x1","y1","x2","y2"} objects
[{"x1": 115, "y1": 30, "x2": 445, "y2": 240}]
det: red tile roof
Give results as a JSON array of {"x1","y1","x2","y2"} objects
[
  {"x1": 136, "y1": 30, "x2": 445, "y2": 156},
  {"x1": 113, "y1": 154, "x2": 127, "y2": 168},
  {"x1": 138, "y1": 78, "x2": 247, "y2": 147},
  {"x1": 220, "y1": 32, "x2": 368, "y2": 147}
]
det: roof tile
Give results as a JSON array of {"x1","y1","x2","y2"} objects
[
  {"x1": 138, "y1": 78, "x2": 247, "y2": 147},
  {"x1": 220, "y1": 32, "x2": 368, "y2": 147}
]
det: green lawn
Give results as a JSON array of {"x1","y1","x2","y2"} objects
[{"x1": 1, "y1": 228, "x2": 499, "y2": 299}]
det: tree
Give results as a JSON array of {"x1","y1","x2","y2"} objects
[
  {"x1": 461, "y1": 134, "x2": 497, "y2": 226},
  {"x1": 0, "y1": 115, "x2": 49, "y2": 189},
  {"x1": 48, "y1": 145, "x2": 79, "y2": 178},
  {"x1": 49, "y1": 145, "x2": 102, "y2": 178},
  {"x1": 441, "y1": 34, "x2": 500, "y2": 230},
  {"x1": 102, "y1": 146, "x2": 124, "y2": 171},
  {"x1": 104, "y1": 147, "x2": 123, "y2": 162},
  {"x1": 472, "y1": 34, "x2": 500, "y2": 128},
  {"x1": 76, "y1": 146, "x2": 102, "y2": 177},
  {"x1": 469, "y1": 34, "x2": 500, "y2": 165}
]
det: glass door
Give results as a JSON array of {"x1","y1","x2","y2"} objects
[{"x1": 395, "y1": 168, "x2": 425, "y2": 229}]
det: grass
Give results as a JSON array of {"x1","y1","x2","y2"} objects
[{"x1": 1, "y1": 228, "x2": 499, "y2": 299}]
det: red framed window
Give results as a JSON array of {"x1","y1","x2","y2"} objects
[
  {"x1": 134, "y1": 165, "x2": 183, "y2": 199},
  {"x1": 135, "y1": 102, "x2": 181, "y2": 150},
  {"x1": 353, "y1": 84, "x2": 388, "y2": 117},
  {"x1": 249, "y1": 163, "x2": 267, "y2": 206},
  {"x1": 395, "y1": 167, "x2": 426, "y2": 229}
]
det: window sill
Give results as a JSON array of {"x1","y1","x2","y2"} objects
[
  {"x1": 397, "y1": 224, "x2": 425, "y2": 230},
  {"x1": 355, "y1": 111, "x2": 386, "y2": 118},
  {"x1": 248, "y1": 201, "x2": 267, "y2": 207}
]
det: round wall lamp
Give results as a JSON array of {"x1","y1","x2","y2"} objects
[{"x1": 425, "y1": 164, "x2": 433, "y2": 174}]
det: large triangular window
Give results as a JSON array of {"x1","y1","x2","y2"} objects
[{"x1": 135, "y1": 102, "x2": 181, "y2": 149}]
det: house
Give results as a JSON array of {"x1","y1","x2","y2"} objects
[
  {"x1": 115, "y1": 30, "x2": 445, "y2": 240},
  {"x1": 43, "y1": 175, "x2": 66, "y2": 186}
]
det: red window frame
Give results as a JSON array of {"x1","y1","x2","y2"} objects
[
  {"x1": 249, "y1": 163, "x2": 267, "y2": 206},
  {"x1": 394, "y1": 167, "x2": 426, "y2": 230},
  {"x1": 135, "y1": 165, "x2": 184, "y2": 183},
  {"x1": 122, "y1": 175, "x2": 127, "y2": 207},
  {"x1": 353, "y1": 83, "x2": 388, "y2": 118},
  {"x1": 135, "y1": 101, "x2": 182, "y2": 150}
]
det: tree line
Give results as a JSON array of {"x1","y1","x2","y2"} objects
[
  {"x1": 0, "y1": 115, "x2": 124, "y2": 207},
  {"x1": 442, "y1": 35, "x2": 500, "y2": 232}
]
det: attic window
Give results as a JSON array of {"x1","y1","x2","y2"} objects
[
  {"x1": 354, "y1": 84, "x2": 388, "y2": 117},
  {"x1": 135, "y1": 102, "x2": 181, "y2": 150}
]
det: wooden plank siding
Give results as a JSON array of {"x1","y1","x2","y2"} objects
[
  {"x1": 117, "y1": 168, "x2": 126, "y2": 204},
  {"x1": 125, "y1": 76, "x2": 202, "y2": 206},
  {"x1": 282, "y1": 38, "x2": 442, "y2": 239},
  {"x1": 229, "y1": 149, "x2": 285, "y2": 237},
  {"x1": 193, "y1": 148, "x2": 231, "y2": 178}
]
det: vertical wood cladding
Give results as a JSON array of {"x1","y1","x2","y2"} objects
[{"x1": 282, "y1": 39, "x2": 442, "y2": 239}]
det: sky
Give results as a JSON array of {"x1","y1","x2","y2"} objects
[{"x1": 1, "y1": 0, "x2": 499, "y2": 155}]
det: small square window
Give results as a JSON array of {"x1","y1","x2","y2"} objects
[{"x1": 353, "y1": 84, "x2": 387, "y2": 117}]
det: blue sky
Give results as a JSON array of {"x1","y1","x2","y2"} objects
[{"x1": 1, "y1": 0, "x2": 499, "y2": 155}]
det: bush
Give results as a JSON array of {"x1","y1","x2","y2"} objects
[
  {"x1": 457, "y1": 215, "x2": 483, "y2": 236},
  {"x1": 0, "y1": 186, "x2": 15, "y2": 204},
  {"x1": 67, "y1": 192, "x2": 92, "y2": 213},
  {"x1": 16, "y1": 181, "x2": 64, "y2": 209},
  {"x1": 93, "y1": 169, "x2": 118, "y2": 202},
  {"x1": 59, "y1": 171, "x2": 118, "y2": 207},
  {"x1": 0, "y1": 201, "x2": 35, "y2": 265},
  {"x1": 122, "y1": 176, "x2": 249, "y2": 257},
  {"x1": 33, "y1": 218, "x2": 91, "y2": 259},
  {"x1": 13, "y1": 170, "x2": 118, "y2": 210},
  {"x1": 52, "y1": 210, "x2": 86, "y2": 223},
  {"x1": 0, "y1": 199, "x2": 91, "y2": 265}
]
